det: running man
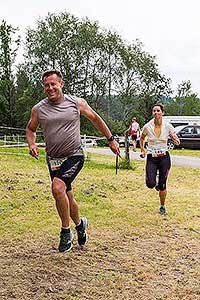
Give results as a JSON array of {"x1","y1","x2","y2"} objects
[
  {"x1": 140, "y1": 103, "x2": 180, "y2": 214},
  {"x1": 26, "y1": 69, "x2": 120, "y2": 252}
]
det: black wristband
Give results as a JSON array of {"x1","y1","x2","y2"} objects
[{"x1": 107, "y1": 135, "x2": 115, "y2": 142}]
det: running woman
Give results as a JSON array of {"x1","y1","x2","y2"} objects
[{"x1": 140, "y1": 103, "x2": 180, "y2": 214}]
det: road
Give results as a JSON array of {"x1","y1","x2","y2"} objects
[{"x1": 86, "y1": 147, "x2": 200, "y2": 169}]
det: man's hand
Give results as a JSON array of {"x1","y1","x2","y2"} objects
[
  {"x1": 29, "y1": 144, "x2": 39, "y2": 159},
  {"x1": 108, "y1": 140, "x2": 121, "y2": 157}
]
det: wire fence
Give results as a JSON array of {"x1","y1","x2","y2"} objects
[
  {"x1": 0, "y1": 127, "x2": 107, "y2": 164},
  {"x1": 0, "y1": 134, "x2": 44, "y2": 148},
  {"x1": 0, "y1": 133, "x2": 105, "y2": 148}
]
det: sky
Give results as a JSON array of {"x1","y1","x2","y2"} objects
[{"x1": 1, "y1": 0, "x2": 200, "y2": 96}]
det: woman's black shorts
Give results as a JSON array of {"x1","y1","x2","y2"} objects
[{"x1": 146, "y1": 152, "x2": 171, "y2": 191}]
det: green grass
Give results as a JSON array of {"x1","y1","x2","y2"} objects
[
  {"x1": 0, "y1": 146, "x2": 200, "y2": 300},
  {"x1": 131, "y1": 146, "x2": 200, "y2": 157},
  {"x1": 119, "y1": 145, "x2": 200, "y2": 158},
  {"x1": 169, "y1": 148, "x2": 200, "y2": 157},
  {"x1": 0, "y1": 146, "x2": 200, "y2": 236}
]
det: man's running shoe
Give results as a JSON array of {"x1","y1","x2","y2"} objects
[
  {"x1": 75, "y1": 217, "x2": 88, "y2": 246},
  {"x1": 159, "y1": 205, "x2": 167, "y2": 215},
  {"x1": 58, "y1": 228, "x2": 74, "y2": 252}
]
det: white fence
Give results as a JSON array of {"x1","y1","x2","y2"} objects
[
  {"x1": 0, "y1": 134, "x2": 105, "y2": 148},
  {"x1": 0, "y1": 134, "x2": 44, "y2": 147}
]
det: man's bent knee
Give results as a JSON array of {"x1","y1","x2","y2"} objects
[{"x1": 52, "y1": 178, "x2": 66, "y2": 196}]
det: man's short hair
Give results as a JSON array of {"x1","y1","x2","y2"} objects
[{"x1": 42, "y1": 69, "x2": 63, "y2": 81}]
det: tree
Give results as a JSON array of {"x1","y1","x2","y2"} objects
[
  {"x1": 165, "y1": 81, "x2": 200, "y2": 116},
  {"x1": 117, "y1": 40, "x2": 171, "y2": 124},
  {"x1": 14, "y1": 65, "x2": 44, "y2": 127},
  {"x1": 22, "y1": 12, "x2": 172, "y2": 132},
  {"x1": 0, "y1": 20, "x2": 20, "y2": 126}
]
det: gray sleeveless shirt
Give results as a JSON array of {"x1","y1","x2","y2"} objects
[{"x1": 35, "y1": 95, "x2": 84, "y2": 158}]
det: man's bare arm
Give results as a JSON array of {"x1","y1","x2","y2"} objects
[
  {"x1": 78, "y1": 98, "x2": 120, "y2": 155},
  {"x1": 26, "y1": 107, "x2": 39, "y2": 159}
]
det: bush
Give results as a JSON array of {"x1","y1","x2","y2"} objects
[{"x1": 118, "y1": 158, "x2": 137, "y2": 170}]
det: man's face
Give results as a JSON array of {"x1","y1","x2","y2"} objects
[{"x1": 43, "y1": 74, "x2": 64, "y2": 103}]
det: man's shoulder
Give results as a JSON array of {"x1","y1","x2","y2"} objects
[
  {"x1": 65, "y1": 94, "x2": 80, "y2": 103},
  {"x1": 34, "y1": 98, "x2": 48, "y2": 110}
]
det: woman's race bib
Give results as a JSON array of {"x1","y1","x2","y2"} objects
[{"x1": 152, "y1": 147, "x2": 166, "y2": 158}]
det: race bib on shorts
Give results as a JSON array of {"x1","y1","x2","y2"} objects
[
  {"x1": 48, "y1": 156, "x2": 67, "y2": 171},
  {"x1": 152, "y1": 147, "x2": 166, "y2": 158}
]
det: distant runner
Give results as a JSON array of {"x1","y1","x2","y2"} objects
[
  {"x1": 140, "y1": 103, "x2": 180, "y2": 215},
  {"x1": 128, "y1": 117, "x2": 140, "y2": 151}
]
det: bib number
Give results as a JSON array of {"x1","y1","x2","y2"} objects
[
  {"x1": 152, "y1": 148, "x2": 166, "y2": 158},
  {"x1": 48, "y1": 157, "x2": 67, "y2": 171}
]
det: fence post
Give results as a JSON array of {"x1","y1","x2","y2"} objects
[
  {"x1": 83, "y1": 134, "x2": 87, "y2": 159},
  {"x1": 4, "y1": 135, "x2": 6, "y2": 146},
  {"x1": 17, "y1": 135, "x2": 20, "y2": 147},
  {"x1": 124, "y1": 131, "x2": 130, "y2": 166}
]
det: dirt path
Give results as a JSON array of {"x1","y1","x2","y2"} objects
[
  {"x1": 1, "y1": 225, "x2": 200, "y2": 300},
  {"x1": 86, "y1": 148, "x2": 200, "y2": 168}
]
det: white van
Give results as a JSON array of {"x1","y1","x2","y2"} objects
[{"x1": 162, "y1": 116, "x2": 200, "y2": 127}]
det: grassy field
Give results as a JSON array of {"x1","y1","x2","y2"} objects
[
  {"x1": 0, "y1": 147, "x2": 200, "y2": 300},
  {"x1": 164, "y1": 148, "x2": 200, "y2": 157}
]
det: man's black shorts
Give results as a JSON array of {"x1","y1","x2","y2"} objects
[
  {"x1": 131, "y1": 135, "x2": 137, "y2": 141},
  {"x1": 47, "y1": 155, "x2": 84, "y2": 191}
]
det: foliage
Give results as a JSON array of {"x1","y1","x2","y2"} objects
[
  {"x1": 118, "y1": 157, "x2": 136, "y2": 170},
  {"x1": 165, "y1": 81, "x2": 200, "y2": 116},
  {"x1": 0, "y1": 20, "x2": 20, "y2": 126},
  {"x1": 14, "y1": 65, "x2": 44, "y2": 127},
  {"x1": 117, "y1": 40, "x2": 172, "y2": 122},
  {"x1": 0, "y1": 13, "x2": 200, "y2": 134},
  {"x1": 22, "y1": 12, "x2": 171, "y2": 129},
  {"x1": 96, "y1": 139, "x2": 108, "y2": 147}
]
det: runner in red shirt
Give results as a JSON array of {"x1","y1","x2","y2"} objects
[{"x1": 129, "y1": 117, "x2": 140, "y2": 151}]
